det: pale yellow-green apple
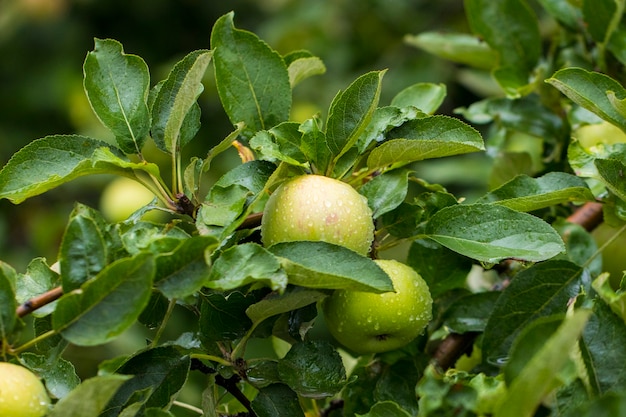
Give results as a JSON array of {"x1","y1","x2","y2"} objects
[
  {"x1": 323, "y1": 259, "x2": 433, "y2": 354},
  {"x1": 100, "y1": 176, "x2": 162, "y2": 222},
  {"x1": 261, "y1": 175, "x2": 374, "y2": 255},
  {"x1": 573, "y1": 120, "x2": 626, "y2": 149},
  {"x1": 0, "y1": 362, "x2": 50, "y2": 417}
]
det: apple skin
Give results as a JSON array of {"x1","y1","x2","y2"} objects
[
  {"x1": 99, "y1": 177, "x2": 162, "y2": 222},
  {"x1": 0, "y1": 362, "x2": 50, "y2": 417},
  {"x1": 261, "y1": 175, "x2": 374, "y2": 255},
  {"x1": 323, "y1": 259, "x2": 433, "y2": 354}
]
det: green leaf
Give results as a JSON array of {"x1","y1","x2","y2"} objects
[
  {"x1": 425, "y1": 204, "x2": 565, "y2": 263},
  {"x1": 250, "y1": 122, "x2": 309, "y2": 167},
  {"x1": 357, "y1": 106, "x2": 427, "y2": 154},
  {"x1": 390, "y1": 83, "x2": 447, "y2": 114},
  {"x1": 592, "y1": 273, "x2": 626, "y2": 324},
  {"x1": 0, "y1": 262, "x2": 17, "y2": 338},
  {"x1": 566, "y1": 392, "x2": 626, "y2": 417},
  {"x1": 443, "y1": 292, "x2": 501, "y2": 333},
  {"x1": 595, "y1": 158, "x2": 626, "y2": 201},
  {"x1": 366, "y1": 116, "x2": 484, "y2": 171},
  {"x1": 465, "y1": 0, "x2": 541, "y2": 96},
  {"x1": 246, "y1": 286, "x2": 327, "y2": 326},
  {"x1": 580, "y1": 298, "x2": 626, "y2": 395},
  {"x1": 582, "y1": 0, "x2": 624, "y2": 44},
  {"x1": 154, "y1": 235, "x2": 218, "y2": 299},
  {"x1": 59, "y1": 203, "x2": 108, "y2": 292},
  {"x1": 205, "y1": 243, "x2": 288, "y2": 292},
  {"x1": 536, "y1": 0, "x2": 583, "y2": 30},
  {"x1": 199, "y1": 291, "x2": 258, "y2": 343},
  {"x1": 299, "y1": 117, "x2": 331, "y2": 173},
  {"x1": 482, "y1": 260, "x2": 588, "y2": 363},
  {"x1": 547, "y1": 68, "x2": 626, "y2": 132},
  {"x1": 16, "y1": 258, "x2": 60, "y2": 316},
  {"x1": 20, "y1": 352, "x2": 80, "y2": 399},
  {"x1": 407, "y1": 239, "x2": 473, "y2": 298},
  {"x1": 48, "y1": 375, "x2": 131, "y2": 417},
  {"x1": 277, "y1": 340, "x2": 347, "y2": 398},
  {"x1": 404, "y1": 32, "x2": 497, "y2": 70},
  {"x1": 52, "y1": 253, "x2": 154, "y2": 346},
  {"x1": 494, "y1": 309, "x2": 591, "y2": 417},
  {"x1": 287, "y1": 56, "x2": 326, "y2": 88},
  {"x1": 268, "y1": 241, "x2": 393, "y2": 292},
  {"x1": 83, "y1": 38, "x2": 150, "y2": 154},
  {"x1": 101, "y1": 346, "x2": 190, "y2": 417},
  {"x1": 357, "y1": 401, "x2": 413, "y2": 417},
  {"x1": 326, "y1": 71, "x2": 386, "y2": 170},
  {"x1": 211, "y1": 12, "x2": 291, "y2": 137},
  {"x1": 360, "y1": 169, "x2": 410, "y2": 218},
  {"x1": 478, "y1": 172, "x2": 595, "y2": 211},
  {"x1": 0, "y1": 135, "x2": 124, "y2": 204},
  {"x1": 151, "y1": 49, "x2": 212, "y2": 153},
  {"x1": 250, "y1": 384, "x2": 306, "y2": 417}
]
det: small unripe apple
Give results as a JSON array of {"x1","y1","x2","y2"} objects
[
  {"x1": 0, "y1": 362, "x2": 50, "y2": 417},
  {"x1": 261, "y1": 175, "x2": 374, "y2": 255},
  {"x1": 323, "y1": 259, "x2": 433, "y2": 354},
  {"x1": 100, "y1": 177, "x2": 162, "y2": 222}
]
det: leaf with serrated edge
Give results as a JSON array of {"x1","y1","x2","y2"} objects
[
  {"x1": 367, "y1": 116, "x2": 484, "y2": 170},
  {"x1": 151, "y1": 50, "x2": 212, "y2": 154},
  {"x1": 52, "y1": 253, "x2": 154, "y2": 346},
  {"x1": 425, "y1": 204, "x2": 564, "y2": 263},
  {"x1": 478, "y1": 172, "x2": 595, "y2": 212},
  {"x1": 246, "y1": 287, "x2": 327, "y2": 326},
  {"x1": 269, "y1": 241, "x2": 393, "y2": 292},
  {"x1": 83, "y1": 38, "x2": 150, "y2": 154},
  {"x1": 547, "y1": 68, "x2": 626, "y2": 132},
  {"x1": 48, "y1": 375, "x2": 131, "y2": 417}
]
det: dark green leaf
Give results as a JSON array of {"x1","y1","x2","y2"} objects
[
  {"x1": 48, "y1": 375, "x2": 130, "y2": 417},
  {"x1": 357, "y1": 106, "x2": 427, "y2": 153},
  {"x1": 367, "y1": 116, "x2": 484, "y2": 170},
  {"x1": 269, "y1": 241, "x2": 393, "y2": 292},
  {"x1": 101, "y1": 346, "x2": 190, "y2": 417},
  {"x1": 154, "y1": 235, "x2": 217, "y2": 299},
  {"x1": 407, "y1": 239, "x2": 473, "y2": 298},
  {"x1": 482, "y1": 260, "x2": 588, "y2": 364},
  {"x1": 151, "y1": 49, "x2": 212, "y2": 153},
  {"x1": 206, "y1": 243, "x2": 288, "y2": 292},
  {"x1": 465, "y1": 0, "x2": 541, "y2": 96},
  {"x1": 52, "y1": 253, "x2": 154, "y2": 346},
  {"x1": 425, "y1": 204, "x2": 565, "y2": 263},
  {"x1": 277, "y1": 340, "x2": 347, "y2": 398},
  {"x1": 0, "y1": 261, "x2": 17, "y2": 339},
  {"x1": 373, "y1": 359, "x2": 421, "y2": 415},
  {"x1": 536, "y1": 0, "x2": 583, "y2": 30},
  {"x1": 246, "y1": 286, "x2": 326, "y2": 326},
  {"x1": 443, "y1": 292, "x2": 500, "y2": 333},
  {"x1": 299, "y1": 117, "x2": 331, "y2": 173},
  {"x1": 582, "y1": 0, "x2": 624, "y2": 44},
  {"x1": 595, "y1": 158, "x2": 626, "y2": 201},
  {"x1": 199, "y1": 291, "x2": 257, "y2": 343},
  {"x1": 404, "y1": 32, "x2": 497, "y2": 70},
  {"x1": 83, "y1": 38, "x2": 150, "y2": 154},
  {"x1": 59, "y1": 203, "x2": 108, "y2": 292},
  {"x1": 326, "y1": 71, "x2": 386, "y2": 170},
  {"x1": 250, "y1": 384, "x2": 305, "y2": 417},
  {"x1": 580, "y1": 298, "x2": 626, "y2": 395},
  {"x1": 360, "y1": 169, "x2": 410, "y2": 218},
  {"x1": 211, "y1": 12, "x2": 291, "y2": 137},
  {"x1": 547, "y1": 68, "x2": 626, "y2": 132},
  {"x1": 478, "y1": 172, "x2": 595, "y2": 211},
  {"x1": 16, "y1": 258, "x2": 60, "y2": 316},
  {"x1": 566, "y1": 392, "x2": 626, "y2": 417}
]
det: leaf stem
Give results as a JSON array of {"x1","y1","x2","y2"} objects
[
  {"x1": 151, "y1": 298, "x2": 177, "y2": 347},
  {"x1": 172, "y1": 400, "x2": 203, "y2": 415},
  {"x1": 11, "y1": 330, "x2": 56, "y2": 355},
  {"x1": 191, "y1": 353, "x2": 232, "y2": 368}
]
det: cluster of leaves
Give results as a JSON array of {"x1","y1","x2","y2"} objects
[{"x1": 0, "y1": 1, "x2": 625, "y2": 415}]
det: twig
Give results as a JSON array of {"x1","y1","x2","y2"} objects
[
  {"x1": 16, "y1": 286, "x2": 63, "y2": 318},
  {"x1": 430, "y1": 201, "x2": 604, "y2": 371}
]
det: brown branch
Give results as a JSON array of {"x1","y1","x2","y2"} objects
[
  {"x1": 16, "y1": 286, "x2": 63, "y2": 318},
  {"x1": 430, "y1": 201, "x2": 604, "y2": 371}
]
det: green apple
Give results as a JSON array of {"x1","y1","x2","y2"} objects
[
  {"x1": 573, "y1": 120, "x2": 626, "y2": 149},
  {"x1": 261, "y1": 174, "x2": 374, "y2": 255},
  {"x1": 0, "y1": 362, "x2": 50, "y2": 417},
  {"x1": 323, "y1": 259, "x2": 433, "y2": 354},
  {"x1": 100, "y1": 177, "x2": 162, "y2": 222}
]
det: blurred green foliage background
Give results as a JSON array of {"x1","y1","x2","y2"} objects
[{"x1": 0, "y1": 0, "x2": 473, "y2": 270}]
